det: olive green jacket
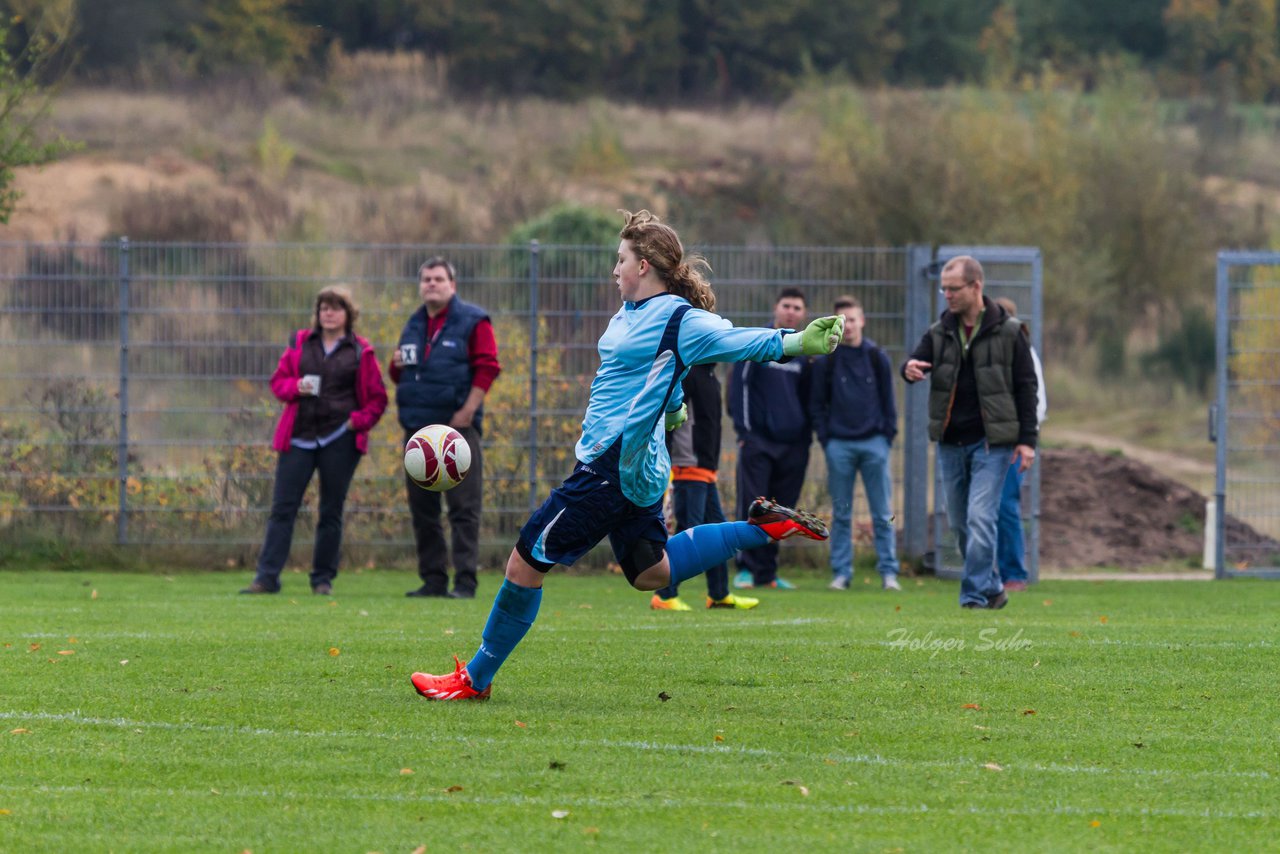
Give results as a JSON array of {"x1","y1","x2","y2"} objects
[{"x1": 903, "y1": 297, "x2": 1039, "y2": 447}]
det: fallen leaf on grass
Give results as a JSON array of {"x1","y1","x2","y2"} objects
[
  {"x1": 713, "y1": 734, "x2": 724, "y2": 742},
  {"x1": 1098, "y1": 615, "x2": 1108, "y2": 624},
  {"x1": 983, "y1": 763, "x2": 1004, "y2": 772},
  {"x1": 210, "y1": 788, "x2": 221, "y2": 795},
  {"x1": 444, "y1": 785, "x2": 463, "y2": 793},
  {"x1": 1132, "y1": 742, "x2": 1145, "y2": 749},
  {"x1": 68, "y1": 637, "x2": 77, "y2": 644},
  {"x1": 1090, "y1": 820, "x2": 1101, "y2": 828},
  {"x1": 781, "y1": 780, "x2": 810, "y2": 796},
  {"x1": 120, "y1": 660, "x2": 129, "y2": 665},
  {"x1": 962, "y1": 703, "x2": 981, "y2": 710},
  {"x1": 552, "y1": 810, "x2": 570, "y2": 819},
  {"x1": 0, "y1": 809, "x2": 10, "y2": 815},
  {"x1": 57, "y1": 650, "x2": 75, "y2": 656},
  {"x1": 549, "y1": 760, "x2": 566, "y2": 770},
  {"x1": 10, "y1": 729, "x2": 30, "y2": 735},
  {"x1": 27, "y1": 643, "x2": 40, "y2": 652},
  {"x1": 514, "y1": 720, "x2": 528, "y2": 728},
  {"x1": 412, "y1": 847, "x2": 426, "y2": 854},
  {"x1": 1022, "y1": 709, "x2": 1036, "y2": 716},
  {"x1": 91, "y1": 590, "x2": 98, "y2": 599},
  {"x1": 1068, "y1": 631, "x2": 1082, "y2": 638},
  {"x1": 328, "y1": 648, "x2": 340, "y2": 657},
  {"x1": 400, "y1": 768, "x2": 414, "y2": 775},
  {"x1": 658, "y1": 691, "x2": 671, "y2": 702},
  {"x1": 1042, "y1": 599, "x2": 1052, "y2": 606}
]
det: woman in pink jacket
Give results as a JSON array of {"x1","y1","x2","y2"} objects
[{"x1": 241, "y1": 285, "x2": 388, "y2": 595}]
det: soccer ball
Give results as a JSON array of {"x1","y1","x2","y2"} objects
[{"x1": 404, "y1": 424, "x2": 471, "y2": 492}]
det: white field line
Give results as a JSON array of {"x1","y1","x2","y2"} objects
[
  {"x1": 0, "y1": 781, "x2": 1271, "y2": 821},
  {"x1": 1, "y1": 710, "x2": 1272, "y2": 784},
  {"x1": 14, "y1": 626, "x2": 1275, "y2": 650}
]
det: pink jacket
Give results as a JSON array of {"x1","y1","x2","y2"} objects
[{"x1": 270, "y1": 329, "x2": 388, "y2": 454}]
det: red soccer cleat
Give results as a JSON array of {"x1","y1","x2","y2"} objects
[
  {"x1": 747, "y1": 497, "x2": 829, "y2": 541},
  {"x1": 410, "y1": 655, "x2": 491, "y2": 701}
]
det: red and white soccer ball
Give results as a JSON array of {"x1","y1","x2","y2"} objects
[{"x1": 404, "y1": 424, "x2": 471, "y2": 492}]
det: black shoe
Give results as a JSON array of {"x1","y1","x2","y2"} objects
[
  {"x1": 447, "y1": 589, "x2": 476, "y2": 599},
  {"x1": 240, "y1": 581, "x2": 278, "y2": 595},
  {"x1": 962, "y1": 591, "x2": 1009, "y2": 610},
  {"x1": 312, "y1": 583, "x2": 332, "y2": 595},
  {"x1": 406, "y1": 586, "x2": 447, "y2": 598}
]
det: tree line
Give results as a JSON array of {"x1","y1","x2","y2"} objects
[{"x1": 5, "y1": 0, "x2": 1280, "y2": 102}]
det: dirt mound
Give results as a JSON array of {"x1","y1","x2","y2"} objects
[{"x1": 1040, "y1": 447, "x2": 1279, "y2": 569}]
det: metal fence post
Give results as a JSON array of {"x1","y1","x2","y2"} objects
[
  {"x1": 1029, "y1": 249, "x2": 1044, "y2": 584},
  {"x1": 901, "y1": 244, "x2": 933, "y2": 561},
  {"x1": 1213, "y1": 253, "x2": 1229, "y2": 579},
  {"x1": 528, "y1": 240, "x2": 540, "y2": 511},
  {"x1": 116, "y1": 236, "x2": 131, "y2": 545}
]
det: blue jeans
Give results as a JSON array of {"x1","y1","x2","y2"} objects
[
  {"x1": 657, "y1": 480, "x2": 730, "y2": 601},
  {"x1": 824, "y1": 435, "x2": 899, "y2": 581},
  {"x1": 997, "y1": 462, "x2": 1028, "y2": 583},
  {"x1": 936, "y1": 441, "x2": 1011, "y2": 607}
]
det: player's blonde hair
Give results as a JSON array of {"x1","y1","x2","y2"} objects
[{"x1": 618, "y1": 209, "x2": 715, "y2": 311}]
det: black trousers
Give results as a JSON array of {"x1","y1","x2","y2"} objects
[
  {"x1": 404, "y1": 425, "x2": 483, "y2": 595},
  {"x1": 734, "y1": 434, "x2": 810, "y2": 584},
  {"x1": 255, "y1": 431, "x2": 361, "y2": 590}
]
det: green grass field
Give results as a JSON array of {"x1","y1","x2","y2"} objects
[{"x1": 2, "y1": 570, "x2": 1277, "y2": 852}]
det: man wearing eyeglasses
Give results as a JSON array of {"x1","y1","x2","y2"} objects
[{"x1": 902, "y1": 256, "x2": 1038, "y2": 610}]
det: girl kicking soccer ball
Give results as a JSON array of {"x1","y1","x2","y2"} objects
[{"x1": 411, "y1": 210, "x2": 843, "y2": 700}]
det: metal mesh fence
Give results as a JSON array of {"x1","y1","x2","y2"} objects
[
  {"x1": 1214, "y1": 252, "x2": 1280, "y2": 578},
  {"x1": 0, "y1": 239, "x2": 916, "y2": 572}
]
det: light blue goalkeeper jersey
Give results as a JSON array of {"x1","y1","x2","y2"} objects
[{"x1": 576, "y1": 293, "x2": 787, "y2": 506}]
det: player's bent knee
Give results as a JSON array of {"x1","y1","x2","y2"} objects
[
  {"x1": 505, "y1": 548, "x2": 547, "y2": 588},
  {"x1": 630, "y1": 563, "x2": 669, "y2": 591},
  {"x1": 618, "y1": 538, "x2": 667, "y2": 588}
]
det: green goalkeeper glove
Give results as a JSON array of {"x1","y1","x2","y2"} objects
[
  {"x1": 665, "y1": 403, "x2": 688, "y2": 431},
  {"x1": 782, "y1": 315, "x2": 845, "y2": 356}
]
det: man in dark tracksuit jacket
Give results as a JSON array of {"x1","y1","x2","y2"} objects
[
  {"x1": 392, "y1": 257, "x2": 502, "y2": 599},
  {"x1": 651, "y1": 364, "x2": 759, "y2": 611},
  {"x1": 902, "y1": 256, "x2": 1038, "y2": 610},
  {"x1": 728, "y1": 288, "x2": 812, "y2": 589}
]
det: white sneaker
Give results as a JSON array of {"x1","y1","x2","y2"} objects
[
  {"x1": 882, "y1": 575, "x2": 902, "y2": 591},
  {"x1": 828, "y1": 576, "x2": 850, "y2": 591}
]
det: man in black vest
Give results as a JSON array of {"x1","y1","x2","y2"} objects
[
  {"x1": 902, "y1": 256, "x2": 1037, "y2": 610},
  {"x1": 392, "y1": 257, "x2": 502, "y2": 598}
]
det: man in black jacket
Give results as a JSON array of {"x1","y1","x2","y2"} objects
[
  {"x1": 728, "y1": 287, "x2": 812, "y2": 589},
  {"x1": 392, "y1": 257, "x2": 502, "y2": 599},
  {"x1": 902, "y1": 256, "x2": 1037, "y2": 610}
]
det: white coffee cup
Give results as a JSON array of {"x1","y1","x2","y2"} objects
[
  {"x1": 301, "y1": 374, "x2": 321, "y2": 395},
  {"x1": 398, "y1": 344, "x2": 419, "y2": 366}
]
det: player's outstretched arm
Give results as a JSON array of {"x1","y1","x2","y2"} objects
[{"x1": 782, "y1": 315, "x2": 845, "y2": 356}]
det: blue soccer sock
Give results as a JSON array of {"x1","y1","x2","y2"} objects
[
  {"x1": 666, "y1": 522, "x2": 769, "y2": 587},
  {"x1": 466, "y1": 578, "x2": 542, "y2": 690}
]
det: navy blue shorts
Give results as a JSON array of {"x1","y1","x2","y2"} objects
[{"x1": 517, "y1": 455, "x2": 667, "y2": 572}]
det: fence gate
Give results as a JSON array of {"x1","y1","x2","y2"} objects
[
  {"x1": 1213, "y1": 252, "x2": 1280, "y2": 578},
  {"x1": 924, "y1": 247, "x2": 1043, "y2": 584}
]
